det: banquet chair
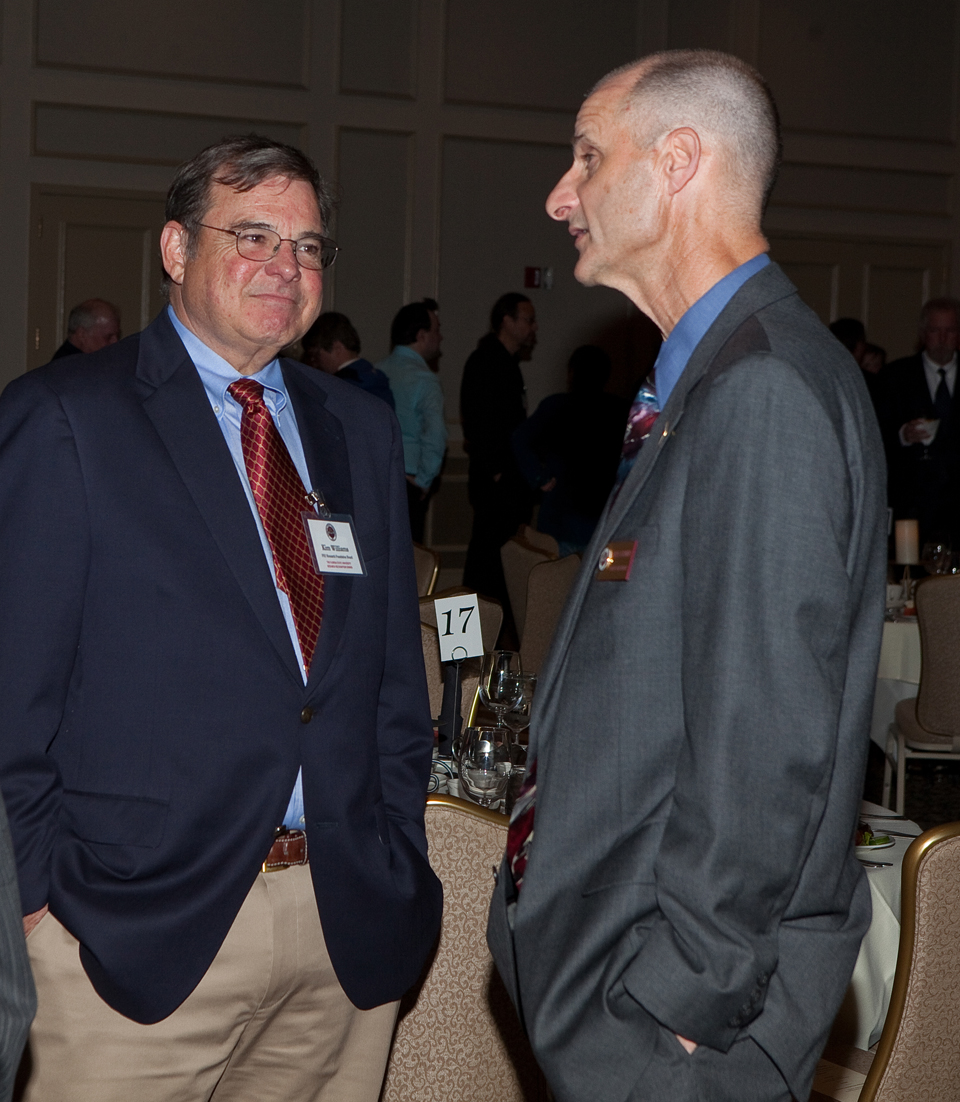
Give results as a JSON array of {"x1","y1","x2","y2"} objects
[
  {"x1": 412, "y1": 542, "x2": 440, "y2": 596},
  {"x1": 882, "y1": 574, "x2": 960, "y2": 815},
  {"x1": 520, "y1": 554, "x2": 581, "y2": 674},
  {"x1": 381, "y1": 795, "x2": 549, "y2": 1102},
  {"x1": 518, "y1": 525, "x2": 559, "y2": 558},
  {"x1": 500, "y1": 538, "x2": 553, "y2": 640},
  {"x1": 858, "y1": 821, "x2": 960, "y2": 1102},
  {"x1": 420, "y1": 622, "x2": 444, "y2": 723}
]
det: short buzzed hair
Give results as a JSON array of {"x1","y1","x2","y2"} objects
[
  {"x1": 920, "y1": 297, "x2": 960, "y2": 329},
  {"x1": 598, "y1": 50, "x2": 782, "y2": 218}
]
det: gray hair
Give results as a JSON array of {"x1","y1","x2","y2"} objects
[
  {"x1": 66, "y1": 298, "x2": 119, "y2": 334},
  {"x1": 596, "y1": 50, "x2": 781, "y2": 219},
  {"x1": 162, "y1": 134, "x2": 334, "y2": 288}
]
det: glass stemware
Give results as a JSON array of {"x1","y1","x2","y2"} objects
[
  {"x1": 457, "y1": 726, "x2": 512, "y2": 809},
  {"x1": 503, "y1": 673, "x2": 537, "y2": 740},
  {"x1": 478, "y1": 650, "x2": 523, "y2": 728}
]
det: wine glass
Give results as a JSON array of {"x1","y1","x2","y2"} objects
[
  {"x1": 504, "y1": 673, "x2": 537, "y2": 746},
  {"x1": 478, "y1": 650, "x2": 523, "y2": 728},
  {"x1": 457, "y1": 726, "x2": 512, "y2": 808}
]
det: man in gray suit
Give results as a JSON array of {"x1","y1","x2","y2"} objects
[{"x1": 488, "y1": 50, "x2": 886, "y2": 1102}]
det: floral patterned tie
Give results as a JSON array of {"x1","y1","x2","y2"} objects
[
  {"x1": 615, "y1": 373, "x2": 660, "y2": 487},
  {"x1": 228, "y1": 378, "x2": 324, "y2": 674},
  {"x1": 504, "y1": 373, "x2": 661, "y2": 893}
]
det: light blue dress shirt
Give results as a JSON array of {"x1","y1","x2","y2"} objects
[
  {"x1": 654, "y1": 253, "x2": 770, "y2": 409},
  {"x1": 168, "y1": 306, "x2": 308, "y2": 829},
  {"x1": 376, "y1": 345, "x2": 447, "y2": 489}
]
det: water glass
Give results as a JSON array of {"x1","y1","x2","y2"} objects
[{"x1": 457, "y1": 725, "x2": 511, "y2": 808}]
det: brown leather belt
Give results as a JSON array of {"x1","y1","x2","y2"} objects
[{"x1": 262, "y1": 828, "x2": 308, "y2": 872}]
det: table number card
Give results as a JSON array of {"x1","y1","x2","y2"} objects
[{"x1": 433, "y1": 593, "x2": 484, "y2": 662}]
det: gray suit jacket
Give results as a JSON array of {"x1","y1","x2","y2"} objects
[
  {"x1": 488, "y1": 263, "x2": 886, "y2": 1102},
  {"x1": 0, "y1": 794, "x2": 34, "y2": 1100}
]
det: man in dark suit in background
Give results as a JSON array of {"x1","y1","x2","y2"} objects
[
  {"x1": 51, "y1": 298, "x2": 121, "y2": 358},
  {"x1": 488, "y1": 50, "x2": 886, "y2": 1102},
  {"x1": 0, "y1": 135, "x2": 440, "y2": 1101},
  {"x1": 880, "y1": 298, "x2": 960, "y2": 546},
  {"x1": 460, "y1": 292, "x2": 538, "y2": 609},
  {"x1": 301, "y1": 310, "x2": 395, "y2": 410}
]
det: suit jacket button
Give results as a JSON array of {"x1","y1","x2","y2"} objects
[{"x1": 300, "y1": 707, "x2": 313, "y2": 724}]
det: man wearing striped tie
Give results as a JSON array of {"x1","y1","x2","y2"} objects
[
  {"x1": 488, "y1": 50, "x2": 886, "y2": 1102},
  {"x1": 0, "y1": 135, "x2": 441, "y2": 1101}
]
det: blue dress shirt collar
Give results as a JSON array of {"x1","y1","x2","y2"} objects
[
  {"x1": 654, "y1": 253, "x2": 770, "y2": 409},
  {"x1": 166, "y1": 305, "x2": 288, "y2": 417}
]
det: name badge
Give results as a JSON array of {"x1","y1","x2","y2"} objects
[
  {"x1": 595, "y1": 540, "x2": 638, "y2": 581},
  {"x1": 302, "y1": 513, "x2": 366, "y2": 576}
]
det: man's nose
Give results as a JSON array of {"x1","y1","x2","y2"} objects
[
  {"x1": 547, "y1": 165, "x2": 578, "y2": 221},
  {"x1": 264, "y1": 239, "x2": 302, "y2": 279}
]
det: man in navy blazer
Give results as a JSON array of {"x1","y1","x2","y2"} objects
[{"x1": 0, "y1": 136, "x2": 441, "y2": 1101}]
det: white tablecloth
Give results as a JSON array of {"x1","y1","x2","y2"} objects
[
  {"x1": 831, "y1": 799, "x2": 922, "y2": 1049},
  {"x1": 870, "y1": 620, "x2": 921, "y2": 749}
]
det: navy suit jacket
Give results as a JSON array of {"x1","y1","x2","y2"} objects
[{"x1": 0, "y1": 310, "x2": 442, "y2": 1023}]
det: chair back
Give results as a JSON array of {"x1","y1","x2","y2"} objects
[
  {"x1": 420, "y1": 589, "x2": 503, "y2": 654},
  {"x1": 859, "y1": 821, "x2": 960, "y2": 1102},
  {"x1": 381, "y1": 796, "x2": 548, "y2": 1102},
  {"x1": 413, "y1": 543, "x2": 441, "y2": 596},
  {"x1": 915, "y1": 575, "x2": 960, "y2": 736},
  {"x1": 421, "y1": 623, "x2": 444, "y2": 723},
  {"x1": 521, "y1": 554, "x2": 581, "y2": 674},
  {"x1": 519, "y1": 526, "x2": 559, "y2": 558},
  {"x1": 500, "y1": 539, "x2": 552, "y2": 640}
]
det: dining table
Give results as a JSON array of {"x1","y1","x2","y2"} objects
[{"x1": 830, "y1": 798, "x2": 924, "y2": 1050}]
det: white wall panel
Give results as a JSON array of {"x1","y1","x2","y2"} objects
[{"x1": 333, "y1": 128, "x2": 411, "y2": 364}]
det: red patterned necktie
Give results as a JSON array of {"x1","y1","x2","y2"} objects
[
  {"x1": 505, "y1": 377, "x2": 662, "y2": 892},
  {"x1": 228, "y1": 378, "x2": 324, "y2": 674}
]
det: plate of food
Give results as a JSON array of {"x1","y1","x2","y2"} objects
[{"x1": 856, "y1": 824, "x2": 894, "y2": 856}]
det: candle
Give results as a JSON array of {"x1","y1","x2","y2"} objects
[{"x1": 895, "y1": 519, "x2": 919, "y2": 565}]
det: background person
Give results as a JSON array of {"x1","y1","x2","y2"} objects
[
  {"x1": 301, "y1": 310, "x2": 395, "y2": 409},
  {"x1": 512, "y1": 344, "x2": 629, "y2": 556},
  {"x1": 881, "y1": 297, "x2": 960, "y2": 547},
  {"x1": 460, "y1": 292, "x2": 538, "y2": 609},
  {"x1": 376, "y1": 299, "x2": 446, "y2": 542},
  {"x1": 52, "y1": 298, "x2": 121, "y2": 358}
]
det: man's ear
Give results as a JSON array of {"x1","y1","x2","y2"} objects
[
  {"x1": 661, "y1": 127, "x2": 701, "y2": 195},
  {"x1": 160, "y1": 222, "x2": 188, "y2": 286}
]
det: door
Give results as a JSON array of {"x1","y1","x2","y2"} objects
[{"x1": 28, "y1": 186, "x2": 168, "y2": 369}]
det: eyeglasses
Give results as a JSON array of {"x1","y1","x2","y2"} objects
[{"x1": 197, "y1": 223, "x2": 338, "y2": 270}]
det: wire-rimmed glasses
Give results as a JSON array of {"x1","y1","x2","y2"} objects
[{"x1": 198, "y1": 223, "x2": 339, "y2": 269}]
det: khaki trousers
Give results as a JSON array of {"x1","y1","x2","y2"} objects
[{"x1": 18, "y1": 864, "x2": 398, "y2": 1102}]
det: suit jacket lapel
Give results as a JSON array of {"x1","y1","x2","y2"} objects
[
  {"x1": 282, "y1": 363, "x2": 355, "y2": 695},
  {"x1": 137, "y1": 312, "x2": 303, "y2": 685},
  {"x1": 532, "y1": 264, "x2": 800, "y2": 750}
]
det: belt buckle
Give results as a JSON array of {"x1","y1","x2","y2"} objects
[{"x1": 262, "y1": 826, "x2": 307, "y2": 873}]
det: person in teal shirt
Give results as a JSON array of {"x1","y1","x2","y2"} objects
[{"x1": 377, "y1": 300, "x2": 447, "y2": 540}]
